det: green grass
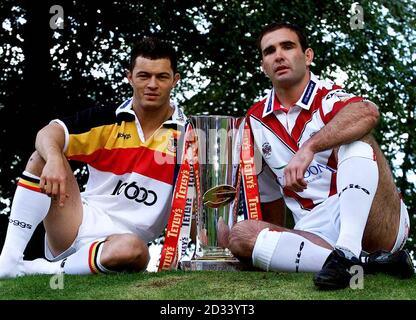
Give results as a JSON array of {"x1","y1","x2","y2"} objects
[{"x1": 1, "y1": 271, "x2": 416, "y2": 300}]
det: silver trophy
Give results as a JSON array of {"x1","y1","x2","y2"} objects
[{"x1": 181, "y1": 115, "x2": 245, "y2": 271}]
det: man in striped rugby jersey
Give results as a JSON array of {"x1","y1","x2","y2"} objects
[
  {"x1": 0, "y1": 37, "x2": 187, "y2": 277},
  {"x1": 229, "y1": 22, "x2": 413, "y2": 290}
]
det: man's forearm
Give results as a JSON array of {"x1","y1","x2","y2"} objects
[{"x1": 305, "y1": 101, "x2": 379, "y2": 154}]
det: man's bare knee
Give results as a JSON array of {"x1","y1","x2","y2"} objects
[
  {"x1": 101, "y1": 234, "x2": 149, "y2": 272},
  {"x1": 25, "y1": 151, "x2": 46, "y2": 176},
  {"x1": 229, "y1": 220, "x2": 272, "y2": 261}
]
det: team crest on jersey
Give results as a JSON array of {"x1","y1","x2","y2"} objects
[
  {"x1": 262, "y1": 142, "x2": 272, "y2": 158},
  {"x1": 167, "y1": 136, "x2": 176, "y2": 153},
  {"x1": 325, "y1": 90, "x2": 353, "y2": 102}
]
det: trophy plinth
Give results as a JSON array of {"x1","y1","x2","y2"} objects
[{"x1": 180, "y1": 258, "x2": 251, "y2": 271}]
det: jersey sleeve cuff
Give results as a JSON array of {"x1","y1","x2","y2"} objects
[{"x1": 49, "y1": 119, "x2": 69, "y2": 153}]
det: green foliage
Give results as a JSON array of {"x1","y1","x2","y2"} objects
[{"x1": 0, "y1": 1, "x2": 414, "y2": 248}]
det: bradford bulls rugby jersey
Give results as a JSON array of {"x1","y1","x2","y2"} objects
[
  {"x1": 52, "y1": 98, "x2": 187, "y2": 243},
  {"x1": 247, "y1": 73, "x2": 365, "y2": 223}
]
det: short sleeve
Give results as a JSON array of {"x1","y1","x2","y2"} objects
[
  {"x1": 49, "y1": 119, "x2": 70, "y2": 152},
  {"x1": 320, "y1": 89, "x2": 365, "y2": 124},
  {"x1": 54, "y1": 105, "x2": 118, "y2": 161}
]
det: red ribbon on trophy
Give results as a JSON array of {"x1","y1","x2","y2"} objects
[
  {"x1": 158, "y1": 123, "x2": 198, "y2": 271},
  {"x1": 239, "y1": 119, "x2": 262, "y2": 221},
  {"x1": 159, "y1": 117, "x2": 262, "y2": 271}
]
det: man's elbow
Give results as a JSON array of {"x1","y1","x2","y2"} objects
[
  {"x1": 35, "y1": 123, "x2": 64, "y2": 149},
  {"x1": 364, "y1": 100, "x2": 380, "y2": 127},
  {"x1": 35, "y1": 124, "x2": 52, "y2": 143},
  {"x1": 35, "y1": 126, "x2": 47, "y2": 144}
]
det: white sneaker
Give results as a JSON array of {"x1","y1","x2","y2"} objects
[{"x1": 23, "y1": 258, "x2": 62, "y2": 275}]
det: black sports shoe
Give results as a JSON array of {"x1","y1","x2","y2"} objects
[
  {"x1": 362, "y1": 249, "x2": 414, "y2": 279},
  {"x1": 313, "y1": 248, "x2": 360, "y2": 290}
]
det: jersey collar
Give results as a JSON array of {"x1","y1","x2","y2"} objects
[
  {"x1": 115, "y1": 98, "x2": 187, "y2": 127},
  {"x1": 262, "y1": 72, "x2": 320, "y2": 118}
]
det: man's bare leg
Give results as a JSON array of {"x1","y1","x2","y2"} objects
[
  {"x1": 13, "y1": 153, "x2": 150, "y2": 276},
  {"x1": 0, "y1": 151, "x2": 82, "y2": 278},
  {"x1": 361, "y1": 135, "x2": 401, "y2": 252},
  {"x1": 314, "y1": 135, "x2": 410, "y2": 290},
  {"x1": 24, "y1": 233, "x2": 150, "y2": 275},
  {"x1": 58, "y1": 233, "x2": 150, "y2": 274},
  {"x1": 26, "y1": 151, "x2": 84, "y2": 256}
]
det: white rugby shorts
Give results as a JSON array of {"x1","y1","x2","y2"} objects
[
  {"x1": 44, "y1": 200, "x2": 135, "y2": 261},
  {"x1": 293, "y1": 194, "x2": 409, "y2": 252}
]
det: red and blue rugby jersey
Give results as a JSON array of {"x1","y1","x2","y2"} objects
[{"x1": 247, "y1": 73, "x2": 365, "y2": 223}]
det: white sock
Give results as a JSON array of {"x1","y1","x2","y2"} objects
[
  {"x1": 1, "y1": 172, "x2": 50, "y2": 264},
  {"x1": 252, "y1": 228, "x2": 332, "y2": 272},
  {"x1": 336, "y1": 141, "x2": 378, "y2": 257},
  {"x1": 24, "y1": 239, "x2": 113, "y2": 275},
  {"x1": 61, "y1": 239, "x2": 113, "y2": 275}
]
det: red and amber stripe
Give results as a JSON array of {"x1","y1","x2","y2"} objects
[
  {"x1": 17, "y1": 177, "x2": 41, "y2": 193},
  {"x1": 88, "y1": 240, "x2": 105, "y2": 274},
  {"x1": 69, "y1": 146, "x2": 176, "y2": 185}
]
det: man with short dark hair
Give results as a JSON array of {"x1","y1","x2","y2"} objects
[
  {"x1": 0, "y1": 37, "x2": 186, "y2": 277},
  {"x1": 229, "y1": 22, "x2": 413, "y2": 290}
]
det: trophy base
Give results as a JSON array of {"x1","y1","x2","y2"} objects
[{"x1": 179, "y1": 258, "x2": 252, "y2": 271}]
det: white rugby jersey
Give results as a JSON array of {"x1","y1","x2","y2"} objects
[
  {"x1": 247, "y1": 73, "x2": 364, "y2": 223},
  {"x1": 53, "y1": 98, "x2": 187, "y2": 243}
]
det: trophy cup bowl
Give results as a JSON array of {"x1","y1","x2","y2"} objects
[{"x1": 180, "y1": 115, "x2": 246, "y2": 271}]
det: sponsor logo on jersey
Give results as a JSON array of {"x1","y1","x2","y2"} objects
[
  {"x1": 325, "y1": 90, "x2": 340, "y2": 100},
  {"x1": 301, "y1": 80, "x2": 316, "y2": 105},
  {"x1": 262, "y1": 142, "x2": 272, "y2": 159},
  {"x1": 117, "y1": 132, "x2": 131, "y2": 140},
  {"x1": 274, "y1": 163, "x2": 336, "y2": 185},
  {"x1": 273, "y1": 163, "x2": 335, "y2": 175},
  {"x1": 303, "y1": 163, "x2": 336, "y2": 179},
  {"x1": 265, "y1": 93, "x2": 274, "y2": 113},
  {"x1": 325, "y1": 89, "x2": 353, "y2": 102},
  {"x1": 111, "y1": 180, "x2": 157, "y2": 206}
]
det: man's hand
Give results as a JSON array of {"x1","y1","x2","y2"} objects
[
  {"x1": 39, "y1": 154, "x2": 69, "y2": 207},
  {"x1": 284, "y1": 146, "x2": 314, "y2": 192},
  {"x1": 282, "y1": 100, "x2": 378, "y2": 194}
]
